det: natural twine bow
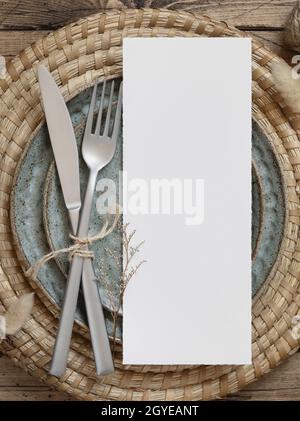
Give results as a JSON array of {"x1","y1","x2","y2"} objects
[{"x1": 25, "y1": 205, "x2": 121, "y2": 281}]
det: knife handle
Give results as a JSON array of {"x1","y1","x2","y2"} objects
[
  {"x1": 49, "y1": 254, "x2": 84, "y2": 376},
  {"x1": 50, "y1": 171, "x2": 114, "y2": 377}
]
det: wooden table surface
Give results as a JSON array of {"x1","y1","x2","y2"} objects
[{"x1": 0, "y1": 0, "x2": 300, "y2": 401}]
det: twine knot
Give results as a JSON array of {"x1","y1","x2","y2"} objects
[
  {"x1": 25, "y1": 205, "x2": 121, "y2": 281},
  {"x1": 68, "y1": 234, "x2": 95, "y2": 260}
]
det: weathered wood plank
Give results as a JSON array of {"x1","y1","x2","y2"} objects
[
  {"x1": 0, "y1": 30, "x2": 49, "y2": 60},
  {"x1": 0, "y1": 354, "x2": 74, "y2": 401},
  {"x1": 244, "y1": 356, "x2": 300, "y2": 391},
  {"x1": 1, "y1": 352, "x2": 300, "y2": 400},
  {"x1": 0, "y1": 390, "x2": 75, "y2": 401},
  {"x1": 0, "y1": 0, "x2": 296, "y2": 30},
  {"x1": 251, "y1": 30, "x2": 297, "y2": 61},
  {"x1": 229, "y1": 352, "x2": 300, "y2": 400},
  {"x1": 230, "y1": 388, "x2": 300, "y2": 401}
]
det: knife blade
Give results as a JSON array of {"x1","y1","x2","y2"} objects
[
  {"x1": 38, "y1": 65, "x2": 112, "y2": 376},
  {"x1": 38, "y1": 65, "x2": 81, "y2": 233}
]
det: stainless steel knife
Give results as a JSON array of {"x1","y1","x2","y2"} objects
[
  {"x1": 37, "y1": 65, "x2": 112, "y2": 376},
  {"x1": 38, "y1": 66, "x2": 81, "y2": 234}
]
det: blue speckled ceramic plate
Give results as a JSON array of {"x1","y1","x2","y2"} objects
[{"x1": 10, "y1": 83, "x2": 285, "y2": 341}]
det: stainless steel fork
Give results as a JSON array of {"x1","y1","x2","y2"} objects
[{"x1": 50, "y1": 80, "x2": 122, "y2": 377}]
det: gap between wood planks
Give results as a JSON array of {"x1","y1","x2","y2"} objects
[
  {"x1": 0, "y1": 0, "x2": 296, "y2": 30},
  {"x1": 0, "y1": 1, "x2": 297, "y2": 60},
  {"x1": 0, "y1": 352, "x2": 300, "y2": 401}
]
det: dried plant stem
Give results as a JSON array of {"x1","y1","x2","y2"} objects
[
  {"x1": 272, "y1": 61, "x2": 300, "y2": 113},
  {"x1": 0, "y1": 293, "x2": 34, "y2": 342},
  {"x1": 97, "y1": 222, "x2": 146, "y2": 356},
  {"x1": 111, "y1": 309, "x2": 120, "y2": 356}
]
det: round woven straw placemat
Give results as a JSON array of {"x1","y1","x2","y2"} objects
[{"x1": 0, "y1": 8, "x2": 300, "y2": 401}]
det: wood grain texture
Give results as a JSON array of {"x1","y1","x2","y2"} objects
[
  {"x1": 0, "y1": 0, "x2": 300, "y2": 402},
  {"x1": 0, "y1": 30, "x2": 49, "y2": 60},
  {"x1": 0, "y1": 0, "x2": 296, "y2": 30},
  {"x1": 0, "y1": 352, "x2": 300, "y2": 401},
  {"x1": 0, "y1": 354, "x2": 75, "y2": 401},
  {"x1": 229, "y1": 351, "x2": 300, "y2": 401}
]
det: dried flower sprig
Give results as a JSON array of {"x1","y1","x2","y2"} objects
[
  {"x1": 0, "y1": 293, "x2": 34, "y2": 342},
  {"x1": 98, "y1": 221, "x2": 146, "y2": 353},
  {"x1": 272, "y1": 60, "x2": 300, "y2": 113}
]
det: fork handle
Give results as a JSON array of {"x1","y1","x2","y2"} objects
[
  {"x1": 50, "y1": 170, "x2": 113, "y2": 377},
  {"x1": 82, "y1": 260, "x2": 114, "y2": 375},
  {"x1": 69, "y1": 182, "x2": 113, "y2": 375}
]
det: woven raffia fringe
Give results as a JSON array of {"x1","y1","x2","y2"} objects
[{"x1": 0, "y1": 9, "x2": 300, "y2": 401}]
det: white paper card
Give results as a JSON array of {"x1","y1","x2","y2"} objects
[{"x1": 122, "y1": 38, "x2": 251, "y2": 365}]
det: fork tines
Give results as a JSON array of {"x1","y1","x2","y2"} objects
[{"x1": 85, "y1": 80, "x2": 123, "y2": 138}]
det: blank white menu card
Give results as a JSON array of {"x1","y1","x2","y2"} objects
[{"x1": 122, "y1": 38, "x2": 251, "y2": 365}]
